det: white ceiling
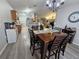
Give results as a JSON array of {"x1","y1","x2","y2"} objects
[
  {"x1": 7, "y1": 0, "x2": 51, "y2": 17},
  {"x1": 7, "y1": 0, "x2": 79, "y2": 17}
]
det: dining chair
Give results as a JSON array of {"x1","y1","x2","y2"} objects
[
  {"x1": 28, "y1": 29, "x2": 42, "y2": 56},
  {"x1": 62, "y1": 28, "x2": 76, "y2": 43},
  {"x1": 60, "y1": 34, "x2": 69, "y2": 56},
  {"x1": 46, "y1": 33, "x2": 67, "y2": 59}
]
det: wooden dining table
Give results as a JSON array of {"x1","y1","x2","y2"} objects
[{"x1": 35, "y1": 32, "x2": 66, "y2": 59}]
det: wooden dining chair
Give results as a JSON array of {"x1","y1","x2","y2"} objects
[
  {"x1": 46, "y1": 33, "x2": 67, "y2": 59},
  {"x1": 62, "y1": 28, "x2": 76, "y2": 43},
  {"x1": 28, "y1": 29, "x2": 42, "y2": 56},
  {"x1": 60, "y1": 34, "x2": 69, "y2": 56}
]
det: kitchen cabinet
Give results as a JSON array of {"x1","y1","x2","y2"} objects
[{"x1": 11, "y1": 10, "x2": 17, "y2": 21}]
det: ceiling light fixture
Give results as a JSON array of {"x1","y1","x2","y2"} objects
[
  {"x1": 46, "y1": 0, "x2": 65, "y2": 12},
  {"x1": 23, "y1": 8, "x2": 34, "y2": 13}
]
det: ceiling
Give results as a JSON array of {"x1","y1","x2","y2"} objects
[
  {"x1": 7, "y1": 0, "x2": 51, "y2": 17},
  {"x1": 7, "y1": 0, "x2": 79, "y2": 17}
]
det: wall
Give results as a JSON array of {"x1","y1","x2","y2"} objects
[
  {"x1": 55, "y1": 3, "x2": 79, "y2": 46},
  {"x1": 0, "y1": 0, "x2": 12, "y2": 55}
]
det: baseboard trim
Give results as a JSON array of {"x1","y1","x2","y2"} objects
[
  {"x1": 72, "y1": 43, "x2": 79, "y2": 49},
  {"x1": 0, "y1": 43, "x2": 8, "y2": 56}
]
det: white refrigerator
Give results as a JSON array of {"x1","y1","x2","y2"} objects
[{"x1": 6, "y1": 29, "x2": 17, "y2": 43}]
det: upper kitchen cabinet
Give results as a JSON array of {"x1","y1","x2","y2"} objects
[{"x1": 10, "y1": 10, "x2": 17, "y2": 21}]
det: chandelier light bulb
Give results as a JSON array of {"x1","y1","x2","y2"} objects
[
  {"x1": 56, "y1": 3, "x2": 60, "y2": 7},
  {"x1": 49, "y1": 3, "x2": 52, "y2": 7},
  {"x1": 46, "y1": 0, "x2": 50, "y2": 4}
]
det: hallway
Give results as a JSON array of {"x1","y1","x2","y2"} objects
[{"x1": 0, "y1": 27, "x2": 79, "y2": 59}]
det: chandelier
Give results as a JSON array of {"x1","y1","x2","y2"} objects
[{"x1": 46, "y1": 0, "x2": 65, "y2": 11}]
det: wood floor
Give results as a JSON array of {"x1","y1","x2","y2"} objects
[{"x1": 0, "y1": 27, "x2": 79, "y2": 59}]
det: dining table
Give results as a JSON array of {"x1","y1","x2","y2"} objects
[
  {"x1": 37, "y1": 33, "x2": 55, "y2": 59},
  {"x1": 33, "y1": 28, "x2": 65, "y2": 59},
  {"x1": 34, "y1": 28, "x2": 59, "y2": 34}
]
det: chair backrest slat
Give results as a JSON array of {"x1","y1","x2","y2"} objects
[{"x1": 49, "y1": 33, "x2": 67, "y2": 50}]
